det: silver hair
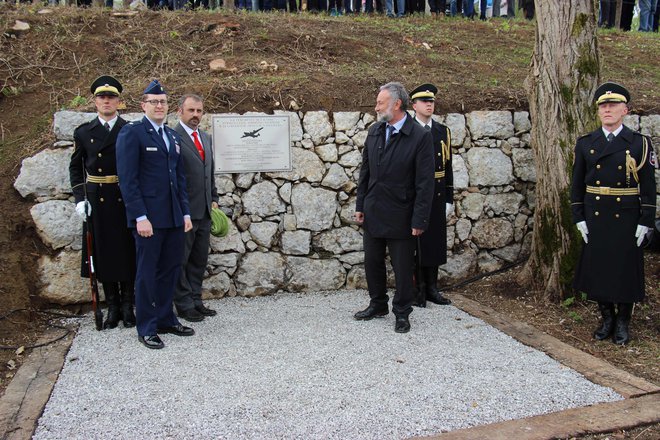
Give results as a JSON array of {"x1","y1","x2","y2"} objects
[
  {"x1": 178, "y1": 93, "x2": 204, "y2": 108},
  {"x1": 379, "y1": 82, "x2": 409, "y2": 111}
]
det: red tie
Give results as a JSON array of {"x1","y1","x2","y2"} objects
[{"x1": 192, "y1": 131, "x2": 205, "y2": 161}]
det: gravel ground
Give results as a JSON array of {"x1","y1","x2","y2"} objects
[{"x1": 33, "y1": 290, "x2": 621, "y2": 439}]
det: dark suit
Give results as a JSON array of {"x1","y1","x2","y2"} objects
[
  {"x1": 70, "y1": 116, "x2": 135, "y2": 282},
  {"x1": 571, "y1": 125, "x2": 656, "y2": 304},
  {"x1": 356, "y1": 114, "x2": 435, "y2": 317},
  {"x1": 173, "y1": 122, "x2": 218, "y2": 313},
  {"x1": 116, "y1": 116, "x2": 191, "y2": 337}
]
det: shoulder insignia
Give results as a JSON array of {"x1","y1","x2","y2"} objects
[{"x1": 649, "y1": 149, "x2": 658, "y2": 169}]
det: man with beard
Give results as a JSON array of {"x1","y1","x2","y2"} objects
[
  {"x1": 409, "y1": 83, "x2": 453, "y2": 307},
  {"x1": 173, "y1": 94, "x2": 219, "y2": 322},
  {"x1": 69, "y1": 75, "x2": 136, "y2": 329},
  {"x1": 571, "y1": 82, "x2": 657, "y2": 345},
  {"x1": 353, "y1": 82, "x2": 435, "y2": 333},
  {"x1": 116, "y1": 79, "x2": 194, "y2": 350}
]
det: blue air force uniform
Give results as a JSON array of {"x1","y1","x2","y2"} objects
[{"x1": 116, "y1": 81, "x2": 191, "y2": 341}]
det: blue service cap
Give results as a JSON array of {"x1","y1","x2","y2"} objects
[{"x1": 143, "y1": 79, "x2": 167, "y2": 95}]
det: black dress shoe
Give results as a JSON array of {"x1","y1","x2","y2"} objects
[
  {"x1": 139, "y1": 335, "x2": 164, "y2": 349},
  {"x1": 354, "y1": 305, "x2": 388, "y2": 320},
  {"x1": 395, "y1": 317, "x2": 411, "y2": 333},
  {"x1": 157, "y1": 324, "x2": 195, "y2": 336},
  {"x1": 178, "y1": 308, "x2": 205, "y2": 322},
  {"x1": 195, "y1": 304, "x2": 217, "y2": 317},
  {"x1": 427, "y1": 289, "x2": 452, "y2": 305}
]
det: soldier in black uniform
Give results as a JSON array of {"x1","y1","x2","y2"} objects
[
  {"x1": 409, "y1": 84, "x2": 453, "y2": 306},
  {"x1": 571, "y1": 82, "x2": 657, "y2": 345},
  {"x1": 69, "y1": 76, "x2": 137, "y2": 329}
]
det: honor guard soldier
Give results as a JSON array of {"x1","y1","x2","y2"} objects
[
  {"x1": 69, "y1": 75, "x2": 137, "y2": 329},
  {"x1": 571, "y1": 82, "x2": 657, "y2": 345},
  {"x1": 410, "y1": 83, "x2": 453, "y2": 306},
  {"x1": 116, "y1": 80, "x2": 194, "y2": 350}
]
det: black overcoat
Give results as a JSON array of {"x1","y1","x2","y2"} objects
[
  {"x1": 356, "y1": 115, "x2": 435, "y2": 239},
  {"x1": 570, "y1": 125, "x2": 657, "y2": 303},
  {"x1": 69, "y1": 116, "x2": 136, "y2": 282},
  {"x1": 418, "y1": 119, "x2": 453, "y2": 266}
]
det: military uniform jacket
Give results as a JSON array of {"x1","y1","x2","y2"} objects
[
  {"x1": 418, "y1": 119, "x2": 453, "y2": 266},
  {"x1": 174, "y1": 123, "x2": 218, "y2": 221},
  {"x1": 116, "y1": 117, "x2": 190, "y2": 229},
  {"x1": 356, "y1": 115, "x2": 435, "y2": 239},
  {"x1": 69, "y1": 116, "x2": 136, "y2": 282},
  {"x1": 570, "y1": 125, "x2": 657, "y2": 303}
]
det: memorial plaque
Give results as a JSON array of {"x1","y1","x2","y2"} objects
[{"x1": 213, "y1": 115, "x2": 291, "y2": 173}]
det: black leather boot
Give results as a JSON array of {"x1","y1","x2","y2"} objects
[
  {"x1": 613, "y1": 303, "x2": 634, "y2": 345},
  {"x1": 424, "y1": 266, "x2": 451, "y2": 305},
  {"x1": 593, "y1": 301, "x2": 616, "y2": 340},
  {"x1": 120, "y1": 281, "x2": 136, "y2": 328},
  {"x1": 102, "y1": 283, "x2": 121, "y2": 329}
]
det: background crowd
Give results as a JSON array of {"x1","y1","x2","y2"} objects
[{"x1": 53, "y1": 0, "x2": 660, "y2": 32}]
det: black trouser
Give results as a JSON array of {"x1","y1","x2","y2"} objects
[
  {"x1": 620, "y1": 0, "x2": 635, "y2": 31},
  {"x1": 363, "y1": 228, "x2": 415, "y2": 318},
  {"x1": 428, "y1": 0, "x2": 446, "y2": 13}
]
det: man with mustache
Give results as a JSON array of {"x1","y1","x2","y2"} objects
[
  {"x1": 173, "y1": 94, "x2": 219, "y2": 322},
  {"x1": 353, "y1": 82, "x2": 435, "y2": 333}
]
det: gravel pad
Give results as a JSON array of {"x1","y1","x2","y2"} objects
[{"x1": 34, "y1": 290, "x2": 621, "y2": 439}]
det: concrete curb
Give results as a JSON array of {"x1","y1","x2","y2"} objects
[{"x1": 0, "y1": 327, "x2": 75, "y2": 440}]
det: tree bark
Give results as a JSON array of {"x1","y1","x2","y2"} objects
[{"x1": 522, "y1": 0, "x2": 600, "y2": 301}]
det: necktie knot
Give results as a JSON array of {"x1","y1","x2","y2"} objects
[
  {"x1": 104, "y1": 122, "x2": 110, "y2": 132},
  {"x1": 607, "y1": 133, "x2": 614, "y2": 142},
  {"x1": 386, "y1": 125, "x2": 396, "y2": 144},
  {"x1": 425, "y1": 124, "x2": 431, "y2": 131}
]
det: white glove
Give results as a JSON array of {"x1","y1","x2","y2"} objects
[
  {"x1": 576, "y1": 221, "x2": 588, "y2": 244},
  {"x1": 635, "y1": 225, "x2": 650, "y2": 247},
  {"x1": 75, "y1": 201, "x2": 92, "y2": 221},
  {"x1": 445, "y1": 203, "x2": 454, "y2": 220}
]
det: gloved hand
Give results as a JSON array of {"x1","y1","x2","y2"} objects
[
  {"x1": 75, "y1": 201, "x2": 92, "y2": 221},
  {"x1": 576, "y1": 221, "x2": 588, "y2": 244},
  {"x1": 635, "y1": 225, "x2": 650, "y2": 247},
  {"x1": 445, "y1": 203, "x2": 454, "y2": 220}
]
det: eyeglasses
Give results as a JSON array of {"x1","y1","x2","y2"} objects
[{"x1": 143, "y1": 99, "x2": 168, "y2": 106}]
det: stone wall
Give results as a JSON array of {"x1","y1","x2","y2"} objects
[{"x1": 15, "y1": 110, "x2": 660, "y2": 305}]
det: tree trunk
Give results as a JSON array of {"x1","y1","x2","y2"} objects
[{"x1": 521, "y1": 0, "x2": 600, "y2": 302}]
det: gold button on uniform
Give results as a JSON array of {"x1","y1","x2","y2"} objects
[
  {"x1": 118, "y1": 198, "x2": 122, "y2": 202},
  {"x1": 596, "y1": 164, "x2": 601, "y2": 169},
  {"x1": 616, "y1": 197, "x2": 621, "y2": 202},
  {"x1": 617, "y1": 182, "x2": 621, "y2": 186},
  {"x1": 98, "y1": 153, "x2": 102, "y2": 157},
  {"x1": 98, "y1": 168, "x2": 102, "y2": 172},
  {"x1": 615, "y1": 214, "x2": 620, "y2": 218},
  {"x1": 618, "y1": 165, "x2": 622, "y2": 170},
  {"x1": 595, "y1": 211, "x2": 599, "y2": 216},
  {"x1": 90, "y1": 139, "x2": 94, "y2": 143},
  {"x1": 595, "y1": 196, "x2": 600, "y2": 200},
  {"x1": 596, "y1": 180, "x2": 600, "y2": 185},
  {"x1": 590, "y1": 149, "x2": 595, "y2": 154},
  {"x1": 100, "y1": 197, "x2": 104, "y2": 202}
]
